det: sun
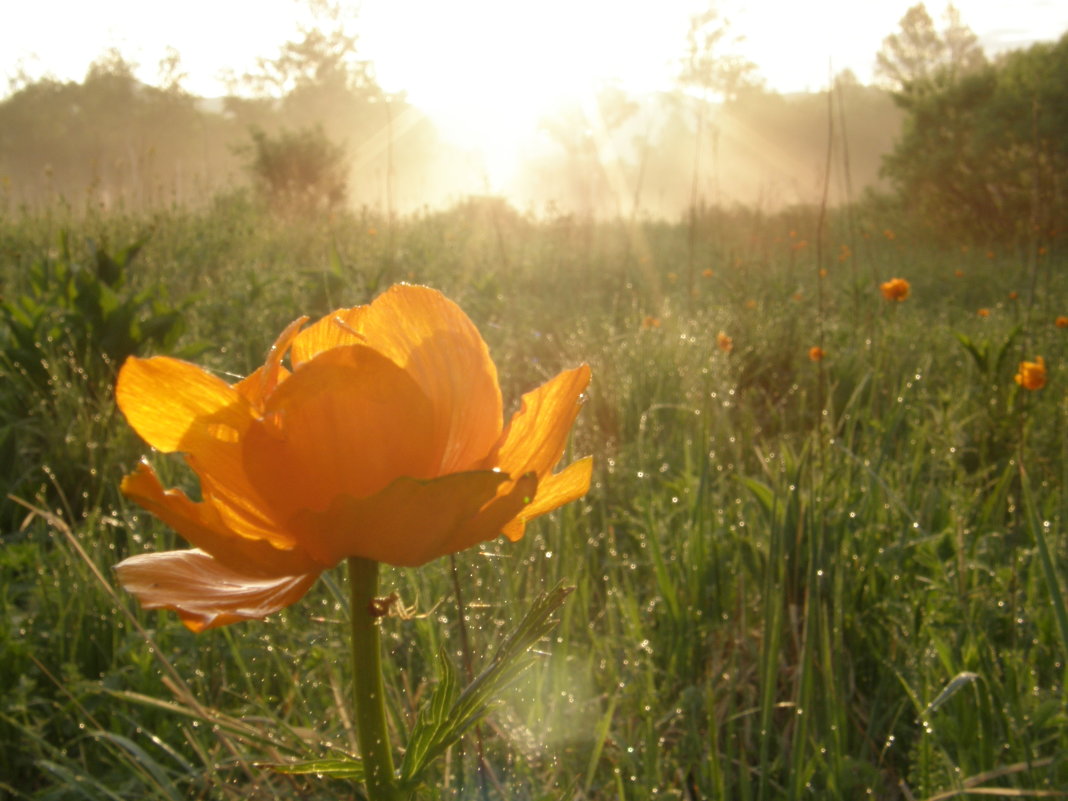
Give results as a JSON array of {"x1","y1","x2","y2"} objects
[{"x1": 357, "y1": 0, "x2": 702, "y2": 191}]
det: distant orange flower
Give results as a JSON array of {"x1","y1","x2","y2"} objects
[
  {"x1": 818, "y1": 267, "x2": 829, "y2": 278},
  {"x1": 837, "y1": 245, "x2": 851, "y2": 262},
  {"x1": 1056, "y1": 316, "x2": 1068, "y2": 328},
  {"x1": 986, "y1": 250, "x2": 995, "y2": 259},
  {"x1": 954, "y1": 269, "x2": 965, "y2": 278},
  {"x1": 792, "y1": 240, "x2": 808, "y2": 251},
  {"x1": 642, "y1": 315, "x2": 661, "y2": 330},
  {"x1": 977, "y1": 308, "x2": 990, "y2": 318},
  {"x1": 1014, "y1": 356, "x2": 1046, "y2": 391},
  {"x1": 792, "y1": 292, "x2": 803, "y2": 302},
  {"x1": 702, "y1": 268, "x2": 714, "y2": 278},
  {"x1": 113, "y1": 285, "x2": 592, "y2": 631},
  {"x1": 667, "y1": 272, "x2": 678, "y2": 284},
  {"x1": 808, "y1": 346, "x2": 824, "y2": 362},
  {"x1": 883, "y1": 229, "x2": 895, "y2": 240},
  {"x1": 717, "y1": 332, "x2": 734, "y2": 353},
  {"x1": 880, "y1": 277, "x2": 910, "y2": 302},
  {"x1": 745, "y1": 299, "x2": 758, "y2": 310},
  {"x1": 1009, "y1": 291, "x2": 1019, "y2": 301}
]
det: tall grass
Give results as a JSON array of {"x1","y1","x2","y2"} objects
[{"x1": 1, "y1": 196, "x2": 1066, "y2": 799}]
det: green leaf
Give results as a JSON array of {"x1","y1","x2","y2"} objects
[
  {"x1": 261, "y1": 757, "x2": 365, "y2": 779},
  {"x1": 398, "y1": 582, "x2": 573, "y2": 790}
]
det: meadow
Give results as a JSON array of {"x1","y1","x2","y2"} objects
[{"x1": 2, "y1": 190, "x2": 1067, "y2": 800}]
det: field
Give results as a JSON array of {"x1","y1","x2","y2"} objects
[{"x1": 2, "y1": 192, "x2": 1067, "y2": 800}]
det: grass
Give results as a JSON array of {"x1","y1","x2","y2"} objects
[{"x1": 1, "y1": 192, "x2": 1067, "y2": 799}]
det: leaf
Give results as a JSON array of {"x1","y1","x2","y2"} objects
[
  {"x1": 398, "y1": 582, "x2": 573, "y2": 790},
  {"x1": 261, "y1": 757, "x2": 365, "y2": 779}
]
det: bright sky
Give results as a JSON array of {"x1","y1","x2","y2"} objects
[{"x1": 3, "y1": 0, "x2": 1066, "y2": 187}]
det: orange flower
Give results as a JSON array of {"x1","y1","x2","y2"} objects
[
  {"x1": 642, "y1": 315, "x2": 661, "y2": 329},
  {"x1": 954, "y1": 269, "x2": 965, "y2": 278},
  {"x1": 114, "y1": 285, "x2": 592, "y2": 631},
  {"x1": 1009, "y1": 291, "x2": 1019, "y2": 301},
  {"x1": 744, "y1": 299, "x2": 758, "y2": 310},
  {"x1": 1056, "y1": 316, "x2": 1068, "y2": 329},
  {"x1": 977, "y1": 308, "x2": 990, "y2": 318},
  {"x1": 716, "y1": 332, "x2": 734, "y2": 353},
  {"x1": 880, "y1": 277, "x2": 910, "y2": 302},
  {"x1": 1014, "y1": 356, "x2": 1046, "y2": 391},
  {"x1": 808, "y1": 346, "x2": 824, "y2": 362},
  {"x1": 702, "y1": 268, "x2": 714, "y2": 278}
]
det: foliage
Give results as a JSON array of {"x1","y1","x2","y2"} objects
[
  {"x1": 3, "y1": 185, "x2": 1068, "y2": 800},
  {"x1": 241, "y1": 125, "x2": 349, "y2": 216},
  {"x1": 881, "y1": 32, "x2": 1068, "y2": 244},
  {"x1": 874, "y1": 3, "x2": 986, "y2": 92},
  {"x1": 0, "y1": 231, "x2": 201, "y2": 527}
]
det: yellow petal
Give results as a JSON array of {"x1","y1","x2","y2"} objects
[
  {"x1": 439, "y1": 472, "x2": 540, "y2": 554},
  {"x1": 500, "y1": 457, "x2": 592, "y2": 542},
  {"x1": 241, "y1": 344, "x2": 439, "y2": 523},
  {"x1": 115, "y1": 549, "x2": 320, "y2": 632},
  {"x1": 491, "y1": 364, "x2": 591, "y2": 479},
  {"x1": 290, "y1": 470, "x2": 517, "y2": 566},
  {"x1": 292, "y1": 286, "x2": 503, "y2": 473},
  {"x1": 234, "y1": 315, "x2": 307, "y2": 409},
  {"x1": 116, "y1": 355, "x2": 254, "y2": 457},
  {"x1": 122, "y1": 462, "x2": 321, "y2": 575}
]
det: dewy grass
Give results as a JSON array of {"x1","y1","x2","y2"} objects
[{"x1": 2, "y1": 199, "x2": 1068, "y2": 798}]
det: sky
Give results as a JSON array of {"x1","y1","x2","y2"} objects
[
  {"x1": 3, "y1": 0, "x2": 1066, "y2": 100},
  {"x1": 2, "y1": 0, "x2": 1066, "y2": 171}
]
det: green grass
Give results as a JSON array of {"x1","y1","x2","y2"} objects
[{"x1": 2, "y1": 194, "x2": 1067, "y2": 800}]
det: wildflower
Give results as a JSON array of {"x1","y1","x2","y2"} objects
[
  {"x1": 819, "y1": 268, "x2": 829, "y2": 278},
  {"x1": 1056, "y1": 316, "x2": 1068, "y2": 329},
  {"x1": 1014, "y1": 356, "x2": 1046, "y2": 391},
  {"x1": 883, "y1": 229, "x2": 895, "y2": 240},
  {"x1": 642, "y1": 315, "x2": 661, "y2": 329},
  {"x1": 702, "y1": 268, "x2": 714, "y2": 278},
  {"x1": 745, "y1": 299, "x2": 758, "y2": 310},
  {"x1": 808, "y1": 346, "x2": 824, "y2": 362},
  {"x1": 114, "y1": 285, "x2": 592, "y2": 631},
  {"x1": 880, "y1": 277, "x2": 910, "y2": 302},
  {"x1": 1009, "y1": 291, "x2": 1019, "y2": 301},
  {"x1": 717, "y1": 332, "x2": 733, "y2": 353},
  {"x1": 977, "y1": 308, "x2": 990, "y2": 318},
  {"x1": 954, "y1": 269, "x2": 965, "y2": 278}
]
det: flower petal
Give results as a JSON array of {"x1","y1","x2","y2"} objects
[
  {"x1": 122, "y1": 462, "x2": 321, "y2": 575},
  {"x1": 234, "y1": 315, "x2": 308, "y2": 409},
  {"x1": 292, "y1": 286, "x2": 503, "y2": 473},
  {"x1": 437, "y1": 472, "x2": 540, "y2": 554},
  {"x1": 242, "y1": 344, "x2": 440, "y2": 524},
  {"x1": 115, "y1": 549, "x2": 320, "y2": 633},
  {"x1": 116, "y1": 356, "x2": 254, "y2": 455},
  {"x1": 290, "y1": 470, "x2": 520, "y2": 566},
  {"x1": 490, "y1": 364, "x2": 591, "y2": 479},
  {"x1": 501, "y1": 457, "x2": 592, "y2": 542}
]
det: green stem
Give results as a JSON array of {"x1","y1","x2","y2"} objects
[{"x1": 348, "y1": 557, "x2": 401, "y2": 801}]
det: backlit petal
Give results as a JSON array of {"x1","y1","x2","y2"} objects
[
  {"x1": 501, "y1": 457, "x2": 592, "y2": 542},
  {"x1": 115, "y1": 549, "x2": 319, "y2": 632},
  {"x1": 242, "y1": 344, "x2": 439, "y2": 522},
  {"x1": 116, "y1": 356, "x2": 254, "y2": 455},
  {"x1": 292, "y1": 286, "x2": 503, "y2": 473},
  {"x1": 290, "y1": 470, "x2": 516, "y2": 566},
  {"x1": 234, "y1": 315, "x2": 307, "y2": 409},
  {"x1": 122, "y1": 461, "x2": 320, "y2": 575},
  {"x1": 438, "y1": 472, "x2": 540, "y2": 554},
  {"x1": 491, "y1": 364, "x2": 591, "y2": 479}
]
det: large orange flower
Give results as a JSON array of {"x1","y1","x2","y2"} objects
[{"x1": 114, "y1": 285, "x2": 592, "y2": 632}]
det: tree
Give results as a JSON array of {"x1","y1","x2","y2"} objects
[
  {"x1": 880, "y1": 33, "x2": 1068, "y2": 244},
  {"x1": 875, "y1": 3, "x2": 985, "y2": 94},
  {"x1": 243, "y1": 125, "x2": 348, "y2": 216}
]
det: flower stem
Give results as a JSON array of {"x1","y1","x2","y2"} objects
[{"x1": 348, "y1": 556, "x2": 401, "y2": 801}]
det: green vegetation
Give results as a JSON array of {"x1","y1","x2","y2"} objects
[{"x1": 2, "y1": 195, "x2": 1067, "y2": 799}]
